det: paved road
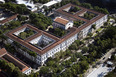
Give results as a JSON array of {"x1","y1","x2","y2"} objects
[
  {"x1": 87, "y1": 64, "x2": 113, "y2": 77},
  {"x1": 84, "y1": 48, "x2": 116, "y2": 77},
  {"x1": 99, "y1": 48, "x2": 116, "y2": 63}
]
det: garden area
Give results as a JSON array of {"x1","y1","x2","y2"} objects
[
  {"x1": 63, "y1": 6, "x2": 81, "y2": 14},
  {"x1": 74, "y1": 20, "x2": 85, "y2": 28},
  {"x1": 48, "y1": 28, "x2": 69, "y2": 38},
  {"x1": 82, "y1": 12, "x2": 97, "y2": 20},
  {"x1": 18, "y1": 28, "x2": 35, "y2": 39}
]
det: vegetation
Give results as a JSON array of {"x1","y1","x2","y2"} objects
[
  {"x1": 94, "y1": 6, "x2": 109, "y2": 14},
  {"x1": 80, "y1": 2, "x2": 109, "y2": 14},
  {"x1": 0, "y1": 60, "x2": 24, "y2": 77},
  {"x1": 68, "y1": 6, "x2": 80, "y2": 14},
  {"x1": 91, "y1": 24, "x2": 96, "y2": 29},
  {"x1": 0, "y1": 21, "x2": 21, "y2": 33},
  {"x1": 18, "y1": 29, "x2": 35, "y2": 39},
  {"x1": 13, "y1": 42, "x2": 37, "y2": 57},
  {"x1": 49, "y1": 28, "x2": 68, "y2": 37},
  {"x1": 105, "y1": 68, "x2": 116, "y2": 77},
  {"x1": 0, "y1": 2, "x2": 30, "y2": 14},
  {"x1": 39, "y1": 26, "x2": 116, "y2": 77},
  {"x1": 81, "y1": 3, "x2": 93, "y2": 9},
  {"x1": 83, "y1": 12, "x2": 96, "y2": 20},
  {"x1": 69, "y1": 40, "x2": 83, "y2": 50},
  {"x1": 29, "y1": 13, "x2": 52, "y2": 30},
  {"x1": 74, "y1": 20, "x2": 84, "y2": 28}
]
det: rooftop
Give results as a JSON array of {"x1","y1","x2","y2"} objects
[
  {"x1": 55, "y1": 3, "x2": 106, "y2": 31},
  {"x1": 0, "y1": 14, "x2": 18, "y2": 25},
  {"x1": 6, "y1": 4, "x2": 106, "y2": 56},
  {"x1": 6, "y1": 24, "x2": 77, "y2": 55},
  {"x1": 0, "y1": 48, "x2": 30, "y2": 72},
  {"x1": 43, "y1": 0, "x2": 62, "y2": 7},
  {"x1": 54, "y1": 17, "x2": 69, "y2": 25}
]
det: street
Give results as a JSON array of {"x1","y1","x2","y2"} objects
[{"x1": 84, "y1": 48, "x2": 116, "y2": 77}]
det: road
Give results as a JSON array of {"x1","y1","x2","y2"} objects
[
  {"x1": 87, "y1": 64, "x2": 113, "y2": 77},
  {"x1": 84, "y1": 48, "x2": 116, "y2": 77}
]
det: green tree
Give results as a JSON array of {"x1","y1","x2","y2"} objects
[
  {"x1": 92, "y1": 24, "x2": 96, "y2": 29},
  {"x1": 19, "y1": 32, "x2": 27, "y2": 39},
  {"x1": 39, "y1": 67, "x2": 49, "y2": 76},
  {"x1": 11, "y1": 67, "x2": 24, "y2": 77},
  {"x1": 6, "y1": 63, "x2": 15, "y2": 74},
  {"x1": 82, "y1": 46, "x2": 89, "y2": 53}
]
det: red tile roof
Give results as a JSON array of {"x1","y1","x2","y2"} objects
[
  {"x1": 6, "y1": 24, "x2": 77, "y2": 55},
  {"x1": 0, "y1": 48, "x2": 31, "y2": 72},
  {"x1": 55, "y1": 3, "x2": 106, "y2": 31},
  {"x1": 0, "y1": 48, "x2": 7, "y2": 57},
  {"x1": 0, "y1": 14, "x2": 18, "y2": 24},
  {"x1": 54, "y1": 17, "x2": 69, "y2": 25},
  {"x1": 6, "y1": 4, "x2": 107, "y2": 55}
]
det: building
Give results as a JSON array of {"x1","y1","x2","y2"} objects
[
  {"x1": 43, "y1": 0, "x2": 62, "y2": 8},
  {"x1": 0, "y1": 48, "x2": 32, "y2": 75},
  {"x1": 54, "y1": 3, "x2": 107, "y2": 39},
  {"x1": 16, "y1": 0, "x2": 37, "y2": 12},
  {"x1": 6, "y1": 24, "x2": 77, "y2": 65},
  {"x1": 0, "y1": 14, "x2": 18, "y2": 26},
  {"x1": 0, "y1": 0, "x2": 5, "y2": 3},
  {"x1": 6, "y1": 3, "x2": 107, "y2": 65},
  {"x1": 53, "y1": 17, "x2": 73, "y2": 30}
]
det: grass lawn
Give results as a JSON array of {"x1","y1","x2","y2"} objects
[{"x1": 97, "y1": 28, "x2": 102, "y2": 32}]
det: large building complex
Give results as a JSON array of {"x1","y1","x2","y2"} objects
[
  {"x1": 0, "y1": 48, "x2": 32, "y2": 74},
  {"x1": 6, "y1": 3, "x2": 107, "y2": 65}
]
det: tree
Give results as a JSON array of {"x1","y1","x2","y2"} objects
[
  {"x1": 81, "y1": 3, "x2": 93, "y2": 9},
  {"x1": 1, "y1": 2, "x2": 30, "y2": 14},
  {"x1": 111, "y1": 54, "x2": 116, "y2": 61},
  {"x1": 103, "y1": 26, "x2": 116, "y2": 39},
  {"x1": 69, "y1": 43, "x2": 78, "y2": 50},
  {"x1": 88, "y1": 33, "x2": 93, "y2": 37},
  {"x1": 0, "y1": 60, "x2": 8, "y2": 70},
  {"x1": 79, "y1": 60, "x2": 89, "y2": 72},
  {"x1": 92, "y1": 24, "x2": 96, "y2": 29},
  {"x1": 82, "y1": 46, "x2": 89, "y2": 53},
  {"x1": 11, "y1": 67, "x2": 24, "y2": 77},
  {"x1": 19, "y1": 32, "x2": 27, "y2": 39},
  {"x1": 6, "y1": 63, "x2": 15, "y2": 74},
  {"x1": 39, "y1": 67, "x2": 49, "y2": 76},
  {"x1": 46, "y1": 60, "x2": 55, "y2": 66}
]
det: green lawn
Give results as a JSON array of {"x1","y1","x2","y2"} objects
[{"x1": 97, "y1": 28, "x2": 102, "y2": 32}]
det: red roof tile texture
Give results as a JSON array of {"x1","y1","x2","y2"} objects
[
  {"x1": 6, "y1": 3, "x2": 106, "y2": 55},
  {"x1": 0, "y1": 14, "x2": 18, "y2": 24},
  {"x1": 54, "y1": 17, "x2": 69, "y2": 25},
  {"x1": 0, "y1": 48, "x2": 7, "y2": 57},
  {"x1": 6, "y1": 24, "x2": 77, "y2": 55},
  {"x1": 0, "y1": 48, "x2": 30, "y2": 72},
  {"x1": 55, "y1": 3, "x2": 106, "y2": 31}
]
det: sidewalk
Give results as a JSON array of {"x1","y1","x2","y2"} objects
[{"x1": 84, "y1": 48, "x2": 116, "y2": 77}]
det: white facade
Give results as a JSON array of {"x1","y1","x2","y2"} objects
[
  {"x1": 43, "y1": 0, "x2": 62, "y2": 8},
  {"x1": 10, "y1": 14, "x2": 107, "y2": 65},
  {"x1": 65, "y1": 21, "x2": 73, "y2": 30},
  {"x1": 39, "y1": 33, "x2": 77, "y2": 65},
  {"x1": 53, "y1": 17, "x2": 73, "y2": 30},
  {"x1": 81, "y1": 15, "x2": 108, "y2": 38},
  {"x1": 23, "y1": 67, "x2": 32, "y2": 75}
]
